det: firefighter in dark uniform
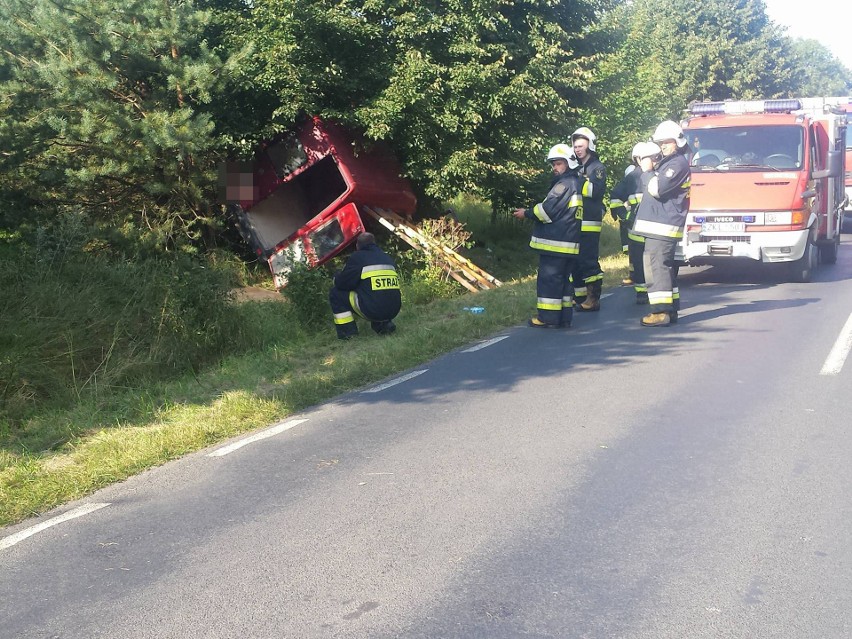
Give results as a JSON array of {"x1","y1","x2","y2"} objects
[
  {"x1": 329, "y1": 232, "x2": 401, "y2": 339},
  {"x1": 513, "y1": 144, "x2": 584, "y2": 328},
  {"x1": 632, "y1": 120, "x2": 691, "y2": 327},
  {"x1": 609, "y1": 141, "x2": 661, "y2": 305},
  {"x1": 571, "y1": 127, "x2": 608, "y2": 312},
  {"x1": 611, "y1": 164, "x2": 633, "y2": 280}
]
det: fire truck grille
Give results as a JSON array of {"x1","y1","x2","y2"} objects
[{"x1": 699, "y1": 235, "x2": 751, "y2": 243}]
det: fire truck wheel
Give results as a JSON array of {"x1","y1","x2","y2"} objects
[
  {"x1": 789, "y1": 236, "x2": 817, "y2": 283},
  {"x1": 818, "y1": 235, "x2": 839, "y2": 265}
]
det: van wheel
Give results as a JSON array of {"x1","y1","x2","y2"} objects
[{"x1": 790, "y1": 237, "x2": 817, "y2": 282}]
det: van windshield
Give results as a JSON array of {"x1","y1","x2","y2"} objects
[{"x1": 687, "y1": 125, "x2": 804, "y2": 171}]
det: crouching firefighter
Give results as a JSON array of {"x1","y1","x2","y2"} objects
[
  {"x1": 513, "y1": 144, "x2": 583, "y2": 328},
  {"x1": 329, "y1": 232, "x2": 401, "y2": 339}
]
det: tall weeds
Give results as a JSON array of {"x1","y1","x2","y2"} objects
[{"x1": 0, "y1": 217, "x2": 276, "y2": 432}]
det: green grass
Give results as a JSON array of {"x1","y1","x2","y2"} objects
[{"x1": 0, "y1": 206, "x2": 628, "y2": 527}]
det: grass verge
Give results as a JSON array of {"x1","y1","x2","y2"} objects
[{"x1": 1, "y1": 234, "x2": 628, "y2": 528}]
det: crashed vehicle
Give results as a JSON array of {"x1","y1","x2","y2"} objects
[{"x1": 228, "y1": 117, "x2": 417, "y2": 288}]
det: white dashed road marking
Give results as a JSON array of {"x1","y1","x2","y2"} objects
[
  {"x1": 462, "y1": 336, "x2": 510, "y2": 353},
  {"x1": 820, "y1": 312, "x2": 852, "y2": 376},
  {"x1": 362, "y1": 370, "x2": 428, "y2": 393},
  {"x1": 208, "y1": 418, "x2": 309, "y2": 457},
  {"x1": 0, "y1": 503, "x2": 110, "y2": 551}
]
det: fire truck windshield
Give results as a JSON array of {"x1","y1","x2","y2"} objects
[{"x1": 687, "y1": 125, "x2": 803, "y2": 172}]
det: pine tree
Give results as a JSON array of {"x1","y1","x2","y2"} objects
[{"x1": 0, "y1": 0, "x2": 241, "y2": 242}]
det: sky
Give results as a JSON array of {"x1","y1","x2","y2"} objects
[{"x1": 763, "y1": 0, "x2": 852, "y2": 72}]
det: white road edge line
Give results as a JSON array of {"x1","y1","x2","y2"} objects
[
  {"x1": 208, "y1": 418, "x2": 309, "y2": 457},
  {"x1": 462, "y1": 335, "x2": 510, "y2": 353},
  {"x1": 0, "y1": 503, "x2": 110, "y2": 551},
  {"x1": 820, "y1": 312, "x2": 852, "y2": 376},
  {"x1": 362, "y1": 369, "x2": 427, "y2": 394}
]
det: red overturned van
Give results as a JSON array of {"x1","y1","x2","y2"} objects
[
  {"x1": 229, "y1": 117, "x2": 417, "y2": 288},
  {"x1": 681, "y1": 97, "x2": 848, "y2": 281}
]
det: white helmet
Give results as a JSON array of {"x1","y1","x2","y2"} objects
[
  {"x1": 632, "y1": 141, "x2": 662, "y2": 160},
  {"x1": 571, "y1": 127, "x2": 597, "y2": 152},
  {"x1": 547, "y1": 144, "x2": 580, "y2": 170},
  {"x1": 652, "y1": 120, "x2": 687, "y2": 148}
]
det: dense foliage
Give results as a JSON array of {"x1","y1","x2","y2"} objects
[
  {"x1": 1, "y1": 0, "x2": 850, "y2": 422},
  {"x1": 579, "y1": 0, "x2": 851, "y2": 173},
  {"x1": 1, "y1": 0, "x2": 849, "y2": 230},
  {"x1": 0, "y1": 0, "x2": 244, "y2": 241}
]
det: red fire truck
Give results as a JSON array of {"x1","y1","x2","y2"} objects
[
  {"x1": 228, "y1": 117, "x2": 417, "y2": 288},
  {"x1": 681, "y1": 97, "x2": 848, "y2": 281},
  {"x1": 844, "y1": 102, "x2": 852, "y2": 230}
]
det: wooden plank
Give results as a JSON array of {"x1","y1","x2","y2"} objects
[
  {"x1": 372, "y1": 208, "x2": 500, "y2": 289},
  {"x1": 363, "y1": 206, "x2": 500, "y2": 291}
]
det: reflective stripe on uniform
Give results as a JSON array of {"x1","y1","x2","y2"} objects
[
  {"x1": 627, "y1": 231, "x2": 646, "y2": 243},
  {"x1": 609, "y1": 198, "x2": 624, "y2": 208},
  {"x1": 562, "y1": 297, "x2": 574, "y2": 308},
  {"x1": 634, "y1": 284, "x2": 648, "y2": 293},
  {"x1": 580, "y1": 220, "x2": 602, "y2": 233},
  {"x1": 333, "y1": 311, "x2": 355, "y2": 325},
  {"x1": 537, "y1": 297, "x2": 562, "y2": 311},
  {"x1": 529, "y1": 236, "x2": 580, "y2": 254},
  {"x1": 568, "y1": 194, "x2": 583, "y2": 208},
  {"x1": 349, "y1": 291, "x2": 367, "y2": 319},
  {"x1": 633, "y1": 219, "x2": 683, "y2": 239},
  {"x1": 648, "y1": 290, "x2": 673, "y2": 305},
  {"x1": 575, "y1": 285, "x2": 587, "y2": 296},
  {"x1": 582, "y1": 181, "x2": 594, "y2": 198},
  {"x1": 584, "y1": 273, "x2": 603, "y2": 284},
  {"x1": 361, "y1": 264, "x2": 399, "y2": 291},
  {"x1": 532, "y1": 203, "x2": 552, "y2": 223},
  {"x1": 673, "y1": 287, "x2": 680, "y2": 300},
  {"x1": 361, "y1": 264, "x2": 396, "y2": 276}
]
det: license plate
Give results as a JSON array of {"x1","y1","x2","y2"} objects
[{"x1": 702, "y1": 222, "x2": 745, "y2": 233}]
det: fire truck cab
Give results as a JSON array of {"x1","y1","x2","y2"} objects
[{"x1": 681, "y1": 97, "x2": 848, "y2": 281}]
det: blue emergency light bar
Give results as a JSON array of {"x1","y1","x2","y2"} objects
[
  {"x1": 763, "y1": 99, "x2": 802, "y2": 113},
  {"x1": 688, "y1": 99, "x2": 803, "y2": 116},
  {"x1": 689, "y1": 102, "x2": 726, "y2": 115}
]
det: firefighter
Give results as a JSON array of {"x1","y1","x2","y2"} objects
[
  {"x1": 611, "y1": 164, "x2": 633, "y2": 280},
  {"x1": 512, "y1": 144, "x2": 584, "y2": 328},
  {"x1": 609, "y1": 141, "x2": 661, "y2": 304},
  {"x1": 571, "y1": 127, "x2": 608, "y2": 312},
  {"x1": 329, "y1": 232, "x2": 401, "y2": 339},
  {"x1": 632, "y1": 121, "x2": 691, "y2": 327}
]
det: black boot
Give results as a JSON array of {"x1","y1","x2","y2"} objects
[
  {"x1": 371, "y1": 320, "x2": 396, "y2": 335},
  {"x1": 576, "y1": 280, "x2": 601, "y2": 312}
]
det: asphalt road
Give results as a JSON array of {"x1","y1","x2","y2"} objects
[{"x1": 3, "y1": 241, "x2": 852, "y2": 639}]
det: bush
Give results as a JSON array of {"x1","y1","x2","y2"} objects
[{"x1": 280, "y1": 260, "x2": 336, "y2": 329}]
